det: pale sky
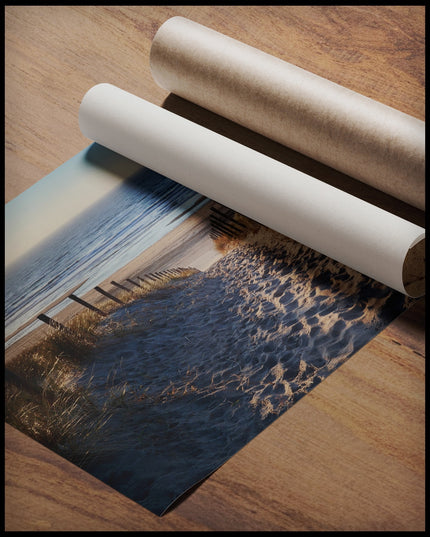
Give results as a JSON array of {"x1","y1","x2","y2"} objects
[{"x1": 5, "y1": 144, "x2": 142, "y2": 268}]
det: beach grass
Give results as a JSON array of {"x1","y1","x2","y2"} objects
[
  {"x1": 5, "y1": 210, "x2": 257, "y2": 464},
  {"x1": 4, "y1": 267, "x2": 200, "y2": 465},
  {"x1": 212, "y1": 212, "x2": 260, "y2": 253}
]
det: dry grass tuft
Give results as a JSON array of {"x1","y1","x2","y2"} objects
[
  {"x1": 213, "y1": 212, "x2": 260, "y2": 253},
  {"x1": 5, "y1": 267, "x2": 198, "y2": 465}
]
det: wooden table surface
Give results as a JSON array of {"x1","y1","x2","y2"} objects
[{"x1": 5, "y1": 6, "x2": 425, "y2": 531}]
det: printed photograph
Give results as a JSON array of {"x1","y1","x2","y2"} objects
[{"x1": 5, "y1": 143, "x2": 411, "y2": 515}]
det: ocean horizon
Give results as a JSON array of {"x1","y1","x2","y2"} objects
[{"x1": 5, "y1": 165, "x2": 207, "y2": 347}]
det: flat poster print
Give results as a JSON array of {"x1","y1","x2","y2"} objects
[{"x1": 5, "y1": 145, "x2": 411, "y2": 515}]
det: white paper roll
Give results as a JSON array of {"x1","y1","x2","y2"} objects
[{"x1": 79, "y1": 83, "x2": 425, "y2": 297}]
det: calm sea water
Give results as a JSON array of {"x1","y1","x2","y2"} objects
[{"x1": 5, "y1": 168, "x2": 207, "y2": 346}]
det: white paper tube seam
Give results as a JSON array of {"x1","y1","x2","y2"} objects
[{"x1": 79, "y1": 83, "x2": 425, "y2": 296}]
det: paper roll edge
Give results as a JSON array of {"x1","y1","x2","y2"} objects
[
  {"x1": 149, "y1": 16, "x2": 187, "y2": 91},
  {"x1": 402, "y1": 236, "x2": 425, "y2": 298}
]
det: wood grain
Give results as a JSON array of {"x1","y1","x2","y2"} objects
[
  {"x1": 4, "y1": 423, "x2": 207, "y2": 531},
  {"x1": 5, "y1": 5, "x2": 425, "y2": 531}
]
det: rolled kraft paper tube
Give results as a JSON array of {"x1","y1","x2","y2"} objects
[
  {"x1": 79, "y1": 84, "x2": 425, "y2": 297},
  {"x1": 150, "y1": 17, "x2": 425, "y2": 211}
]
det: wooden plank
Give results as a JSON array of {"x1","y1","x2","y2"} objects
[
  {"x1": 5, "y1": 279, "x2": 88, "y2": 343},
  {"x1": 110, "y1": 280, "x2": 131, "y2": 292},
  {"x1": 94, "y1": 286, "x2": 124, "y2": 305},
  {"x1": 36, "y1": 313, "x2": 70, "y2": 334},
  {"x1": 68, "y1": 293, "x2": 107, "y2": 315}
]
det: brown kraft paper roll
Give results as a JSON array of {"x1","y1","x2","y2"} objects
[{"x1": 150, "y1": 17, "x2": 425, "y2": 210}]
